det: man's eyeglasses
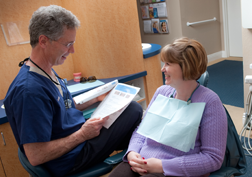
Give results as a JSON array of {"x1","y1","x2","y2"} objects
[
  {"x1": 56, "y1": 40, "x2": 75, "y2": 48},
  {"x1": 80, "y1": 76, "x2": 97, "y2": 83},
  {"x1": 46, "y1": 35, "x2": 75, "y2": 48}
]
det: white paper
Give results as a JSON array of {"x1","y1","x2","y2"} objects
[
  {"x1": 152, "y1": 2, "x2": 167, "y2": 17},
  {"x1": 144, "y1": 0, "x2": 152, "y2": 3},
  {"x1": 141, "y1": 5, "x2": 149, "y2": 19},
  {"x1": 73, "y1": 80, "x2": 118, "y2": 104},
  {"x1": 7, "y1": 22, "x2": 24, "y2": 44},
  {"x1": 137, "y1": 94, "x2": 205, "y2": 152},
  {"x1": 160, "y1": 19, "x2": 169, "y2": 33},
  {"x1": 143, "y1": 20, "x2": 152, "y2": 33},
  {"x1": 67, "y1": 80, "x2": 105, "y2": 94},
  {"x1": 91, "y1": 83, "x2": 140, "y2": 129}
]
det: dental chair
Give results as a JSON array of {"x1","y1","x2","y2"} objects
[
  {"x1": 168, "y1": 70, "x2": 246, "y2": 176},
  {"x1": 209, "y1": 106, "x2": 247, "y2": 177},
  {"x1": 198, "y1": 71, "x2": 247, "y2": 176},
  {"x1": 18, "y1": 71, "x2": 246, "y2": 177},
  {"x1": 197, "y1": 70, "x2": 209, "y2": 87},
  {"x1": 18, "y1": 147, "x2": 127, "y2": 177}
]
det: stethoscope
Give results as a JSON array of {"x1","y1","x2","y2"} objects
[{"x1": 19, "y1": 58, "x2": 72, "y2": 109}]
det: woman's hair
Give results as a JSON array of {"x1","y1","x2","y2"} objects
[
  {"x1": 29, "y1": 5, "x2": 80, "y2": 48},
  {"x1": 161, "y1": 37, "x2": 207, "y2": 80}
]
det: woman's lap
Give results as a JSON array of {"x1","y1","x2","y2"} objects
[{"x1": 109, "y1": 162, "x2": 172, "y2": 177}]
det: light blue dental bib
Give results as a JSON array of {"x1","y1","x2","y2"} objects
[{"x1": 137, "y1": 91, "x2": 205, "y2": 152}]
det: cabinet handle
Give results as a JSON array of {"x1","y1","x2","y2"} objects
[
  {"x1": 0, "y1": 157, "x2": 7, "y2": 177},
  {"x1": 1, "y1": 132, "x2": 6, "y2": 146}
]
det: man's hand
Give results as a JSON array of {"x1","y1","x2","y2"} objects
[
  {"x1": 79, "y1": 116, "x2": 109, "y2": 141},
  {"x1": 74, "y1": 91, "x2": 110, "y2": 111},
  {"x1": 96, "y1": 91, "x2": 110, "y2": 102},
  {"x1": 24, "y1": 116, "x2": 109, "y2": 166}
]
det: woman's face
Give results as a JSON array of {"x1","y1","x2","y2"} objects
[{"x1": 161, "y1": 61, "x2": 183, "y2": 87}]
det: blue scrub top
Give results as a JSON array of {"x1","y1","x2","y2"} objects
[{"x1": 4, "y1": 64, "x2": 86, "y2": 176}]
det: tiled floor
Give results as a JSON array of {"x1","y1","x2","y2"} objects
[{"x1": 224, "y1": 104, "x2": 244, "y2": 134}]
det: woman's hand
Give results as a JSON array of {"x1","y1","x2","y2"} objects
[
  {"x1": 127, "y1": 151, "x2": 147, "y2": 175},
  {"x1": 142, "y1": 158, "x2": 164, "y2": 174},
  {"x1": 127, "y1": 151, "x2": 142, "y2": 162},
  {"x1": 127, "y1": 152, "x2": 164, "y2": 175}
]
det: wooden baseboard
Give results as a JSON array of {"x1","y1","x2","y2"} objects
[{"x1": 207, "y1": 57, "x2": 243, "y2": 66}]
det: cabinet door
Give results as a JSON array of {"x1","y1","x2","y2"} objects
[{"x1": 0, "y1": 123, "x2": 28, "y2": 176}]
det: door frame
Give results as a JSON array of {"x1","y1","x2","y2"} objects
[{"x1": 221, "y1": 0, "x2": 230, "y2": 58}]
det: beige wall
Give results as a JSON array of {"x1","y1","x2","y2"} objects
[
  {"x1": 0, "y1": 0, "x2": 144, "y2": 100},
  {"x1": 240, "y1": 0, "x2": 252, "y2": 108},
  {"x1": 0, "y1": 0, "x2": 64, "y2": 100},
  {"x1": 242, "y1": 28, "x2": 252, "y2": 107},
  {"x1": 180, "y1": 0, "x2": 221, "y2": 55},
  {"x1": 138, "y1": 0, "x2": 223, "y2": 55},
  {"x1": 0, "y1": 0, "x2": 227, "y2": 101},
  {"x1": 137, "y1": 0, "x2": 183, "y2": 47},
  {"x1": 219, "y1": 0, "x2": 225, "y2": 51},
  {"x1": 62, "y1": 0, "x2": 144, "y2": 79}
]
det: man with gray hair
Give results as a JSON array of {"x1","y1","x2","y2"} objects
[{"x1": 4, "y1": 5, "x2": 142, "y2": 177}]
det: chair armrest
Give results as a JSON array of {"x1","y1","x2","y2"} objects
[
  {"x1": 209, "y1": 167, "x2": 243, "y2": 177},
  {"x1": 104, "y1": 149, "x2": 127, "y2": 165},
  {"x1": 18, "y1": 148, "x2": 51, "y2": 176},
  {"x1": 68, "y1": 162, "x2": 113, "y2": 177}
]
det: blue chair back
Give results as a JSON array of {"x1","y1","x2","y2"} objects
[
  {"x1": 18, "y1": 148, "x2": 51, "y2": 177},
  {"x1": 209, "y1": 106, "x2": 247, "y2": 177},
  {"x1": 197, "y1": 71, "x2": 247, "y2": 176},
  {"x1": 197, "y1": 70, "x2": 209, "y2": 87},
  {"x1": 196, "y1": 70, "x2": 247, "y2": 176}
]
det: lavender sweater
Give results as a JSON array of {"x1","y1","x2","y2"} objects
[{"x1": 124, "y1": 85, "x2": 227, "y2": 177}]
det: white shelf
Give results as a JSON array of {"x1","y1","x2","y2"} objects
[
  {"x1": 125, "y1": 77, "x2": 147, "y2": 110},
  {"x1": 1, "y1": 21, "x2": 29, "y2": 46}
]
